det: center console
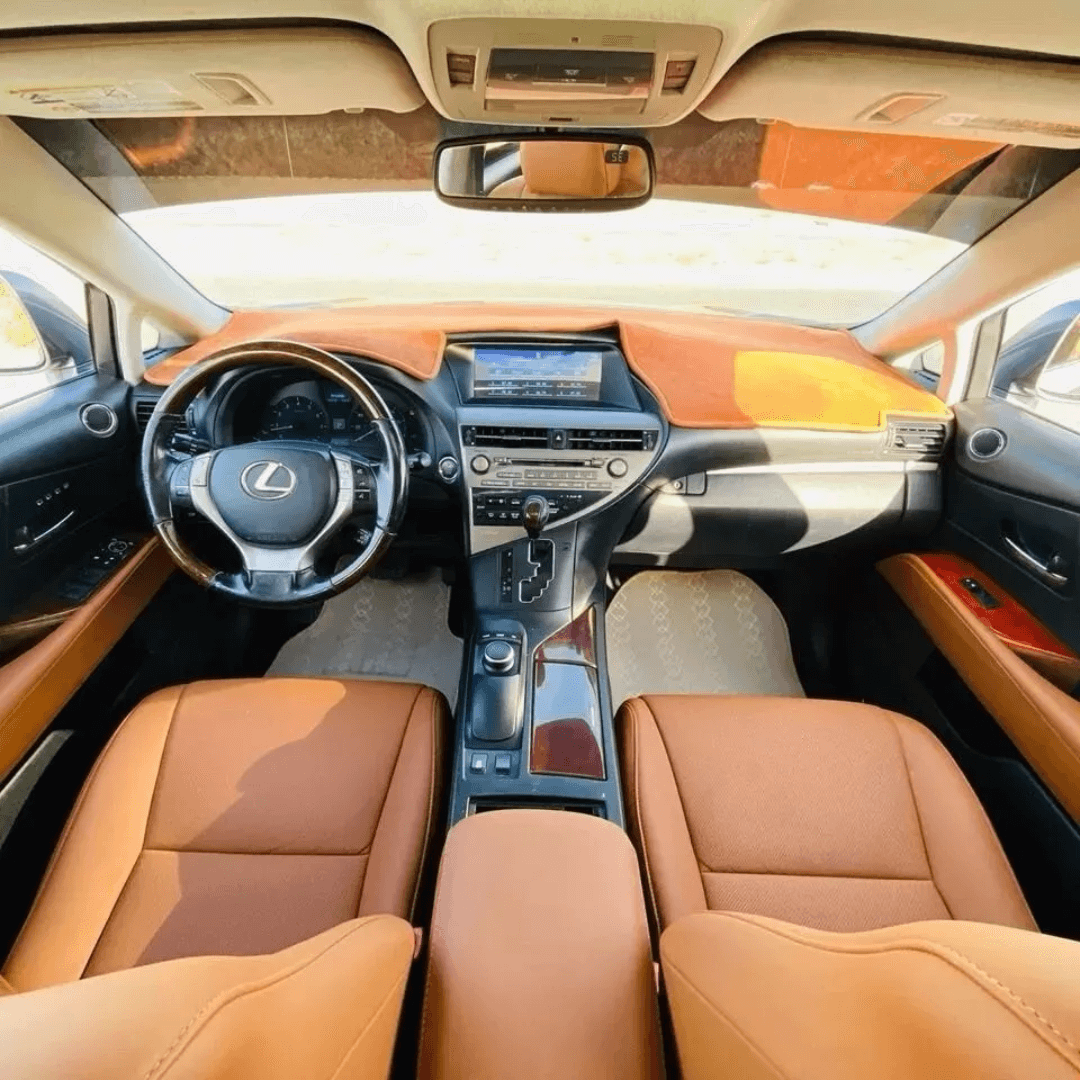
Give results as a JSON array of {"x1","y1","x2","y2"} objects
[{"x1": 444, "y1": 334, "x2": 664, "y2": 824}]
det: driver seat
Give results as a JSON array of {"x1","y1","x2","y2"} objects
[{"x1": 2, "y1": 677, "x2": 449, "y2": 992}]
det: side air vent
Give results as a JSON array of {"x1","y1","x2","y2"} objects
[
  {"x1": 134, "y1": 399, "x2": 158, "y2": 432},
  {"x1": 134, "y1": 398, "x2": 191, "y2": 437},
  {"x1": 567, "y1": 429, "x2": 656, "y2": 452},
  {"x1": 886, "y1": 420, "x2": 948, "y2": 459},
  {"x1": 462, "y1": 425, "x2": 550, "y2": 449}
]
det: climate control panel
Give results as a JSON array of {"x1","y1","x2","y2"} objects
[{"x1": 458, "y1": 412, "x2": 663, "y2": 553}]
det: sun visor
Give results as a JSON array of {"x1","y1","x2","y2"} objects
[
  {"x1": 699, "y1": 39, "x2": 1080, "y2": 149},
  {"x1": 0, "y1": 26, "x2": 425, "y2": 117}
]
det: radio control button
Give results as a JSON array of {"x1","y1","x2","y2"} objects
[
  {"x1": 607, "y1": 458, "x2": 629, "y2": 478},
  {"x1": 471, "y1": 454, "x2": 491, "y2": 474}
]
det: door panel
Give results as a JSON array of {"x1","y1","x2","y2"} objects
[
  {"x1": 944, "y1": 399, "x2": 1080, "y2": 655},
  {"x1": 0, "y1": 372, "x2": 141, "y2": 628}
]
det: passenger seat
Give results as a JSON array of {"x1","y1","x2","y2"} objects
[{"x1": 617, "y1": 695, "x2": 1035, "y2": 934}]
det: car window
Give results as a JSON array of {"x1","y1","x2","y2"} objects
[
  {"x1": 993, "y1": 266, "x2": 1080, "y2": 434},
  {"x1": 0, "y1": 227, "x2": 93, "y2": 408}
]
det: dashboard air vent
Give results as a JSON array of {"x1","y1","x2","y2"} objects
[
  {"x1": 463, "y1": 425, "x2": 550, "y2": 449},
  {"x1": 134, "y1": 399, "x2": 158, "y2": 431},
  {"x1": 567, "y1": 429, "x2": 656, "y2": 452},
  {"x1": 886, "y1": 420, "x2": 948, "y2": 459},
  {"x1": 134, "y1": 398, "x2": 191, "y2": 439}
]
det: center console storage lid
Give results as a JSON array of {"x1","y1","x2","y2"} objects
[{"x1": 418, "y1": 809, "x2": 663, "y2": 1080}]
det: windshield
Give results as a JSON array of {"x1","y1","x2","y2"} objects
[{"x1": 18, "y1": 107, "x2": 1080, "y2": 327}]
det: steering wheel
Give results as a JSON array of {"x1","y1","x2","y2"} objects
[{"x1": 141, "y1": 340, "x2": 408, "y2": 606}]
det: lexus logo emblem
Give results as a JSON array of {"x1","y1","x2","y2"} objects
[{"x1": 240, "y1": 460, "x2": 297, "y2": 500}]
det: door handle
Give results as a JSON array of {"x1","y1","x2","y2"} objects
[
  {"x1": 12, "y1": 510, "x2": 75, "y2": 554},
  {"x1": 1002, "y1": 533, "x2": 1070, "y2": 588}
]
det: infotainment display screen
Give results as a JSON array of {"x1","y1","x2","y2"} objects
[{"x1": 472, "y1": 347, "x2": 604, "y2": 401}]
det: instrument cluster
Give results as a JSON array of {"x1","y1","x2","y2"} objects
[{"x1": 244, "y1": 377, "x2": 428, "y2": 458}]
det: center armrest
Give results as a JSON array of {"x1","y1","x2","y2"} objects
[{"x1": 418, "y1": 809, "x2": 664, "y2": 1080}]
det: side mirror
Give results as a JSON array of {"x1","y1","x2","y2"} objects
[
  {"x1": 1035, "y1": 312, "x2": 1080, "y2": 401},
  {"x1": 434, "y1": 134, "x2": 654, "y2": 212},
  {"x1": 0, "y1": 273, "x2": 48, "y2": 373}
]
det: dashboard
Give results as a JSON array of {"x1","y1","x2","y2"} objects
[{"x1": 137, "y1": 324, "x2": 951, "y2": 570}]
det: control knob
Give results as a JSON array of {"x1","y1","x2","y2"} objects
[
  {"x1": 437, "y1": 456, "x2": 460, "y2": 481},
  {"x1": 607, "y1": 457, "x2": 629, "y2": 478},
  {"x1": 482, "y1": 639, "x2": 517, "y2": 675},
  {"x1": 471, "y1": 454, "x2": 491, "y2": 475}
]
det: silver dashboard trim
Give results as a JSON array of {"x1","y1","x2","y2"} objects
[{"x1": 707, "y1": 460, "x2": 939, "y2": 476}]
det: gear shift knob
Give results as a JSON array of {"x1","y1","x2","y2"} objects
[{"x1": 521, "y1": 494, "x2": 550, "y2": 538}]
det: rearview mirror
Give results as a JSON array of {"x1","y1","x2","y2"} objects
[
  {"x1": 0, "y1": 273, "x2": 48, "y2": 373},
  {"x1": 434, "y1": 135, "x2": 654, "y2": 211}
]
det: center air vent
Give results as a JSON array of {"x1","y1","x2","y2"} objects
[
  {"x1": 462, "y1": 425, "x2": 550, "y2": 449},
  {"x1": 567, "y1": 429, "x2": 656, "y2": 452},
  {"x1": 886, "y1": 420, "x2": 948, "y2": 459}
]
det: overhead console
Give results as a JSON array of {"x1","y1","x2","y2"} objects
[{"x1": 428, "y1": 18, "x2": 722, "y2": 127}]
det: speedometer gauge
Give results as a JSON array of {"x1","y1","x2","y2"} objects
[{"x1": 262, "y1": 396, "x2": 329, "y2": 440}]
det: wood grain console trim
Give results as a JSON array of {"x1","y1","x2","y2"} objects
[
  {"x1": 916, "y1": 552, "x2": 1079, "y2": 690},
  {"x1": 144, "y1": 303, "x2": 949, "y2": 432},
  {"x1": 880, "y1": 552, "x2": 1080, "y2": 823}
]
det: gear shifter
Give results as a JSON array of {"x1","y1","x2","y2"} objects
[{"x1": 521, "y1": 494, "x2": 550, "y2": 538}]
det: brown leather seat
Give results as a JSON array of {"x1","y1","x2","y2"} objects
[
  {"x1": 2, "y1": 677, "x2": 448, "y2": 992},
  {"x1": 661, "y1": 912, "x2": 1080, "y2": 1080},
  {"x1": 618, "y1": 695, "x2": 1035, "y2": 934},
  {"x1": 1, "y1": 915, "x2": 416, "y2": 1080}
]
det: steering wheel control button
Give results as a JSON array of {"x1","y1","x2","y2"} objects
[
  {"x1": 170, "y1": 459, "x2": 194, "y2": 505},
  {"x1": 469, "y1": 752, "x2": 489, "y2": 774},
  {"x1": 470, "y1": 454, "x2": 491, "y2": 474},
  {"x1": 190, "y1": 455, "x2": 211, "y2": 488},
  {"x1": 607, "y1": 457, "x2": 629, "y2": 478},
  {"x1": 482, "y1": 638, "x2": 517, "y2": 675},
  {"x1": 437, "y1": 456, "x2": 461, "y2": 482}
]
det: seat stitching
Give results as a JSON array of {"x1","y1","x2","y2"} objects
[
  {"x1": 143, "y1": 917, "x2": 407, "y2": 1080},
  {"x1": 629, "y1": 700, "x2": 663, "y2": 933},
  {"x1": 141, "y1": 847, "x2": 373, "y2": 858},
  {"x1": 699, "y1": 870, "x2": 938, "y2": 883},
  {"x1": 891, "y1": 716, "x2": 952, "y2": 917},
  {"x1": 1, "y1": 689, "x2": 161, "y2": 977},
  {"x1": 716, "y1": 912, "x2": 1080, "y2": 1069},
  {"x1": 662, "y1": 955, "x2": 791, "y2": 1080},
  {"x1": 356, "y1": 685, "x2": 424, "y2": 915},
  {"x1": 406, "y1": 689, "x2": 440, "y2": 922},
  {"x1": 645, "y1": 699, "x2": 706, "y2": 879},
  {"x1": 325, "y1": 967, "x2": 412, "y2": 1080},
  {"x1": 83, "y1": 682, "x2": 186, "y2": 978}
]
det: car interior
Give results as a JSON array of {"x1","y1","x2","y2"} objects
[{"x1": 2, "y1": 2, "x2": 1080, "y2": 1077}]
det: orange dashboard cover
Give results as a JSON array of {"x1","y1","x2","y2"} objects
[{"x1": 144, "y1": 303, "x2": 950, "y2": 431}]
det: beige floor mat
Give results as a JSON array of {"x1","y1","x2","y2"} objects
[
  {"x1": 605, "y1": 569, "x2": 805, "y2": 708},
  {"x1": 267, "y1": 571, "x2": 464, "y2": 708}
]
